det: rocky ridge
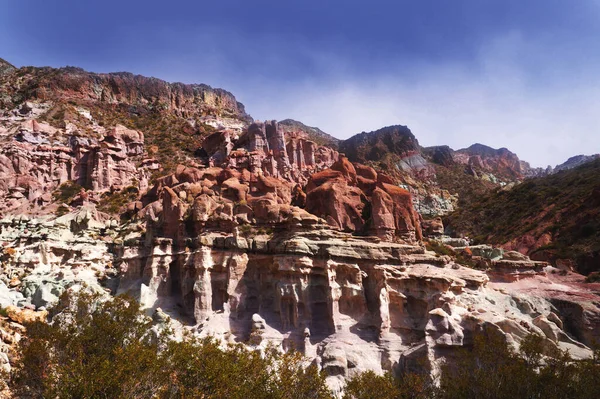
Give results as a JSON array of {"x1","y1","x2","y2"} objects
[
  {"x1": 0, "y1": 65, "x2": 250, "y2": 123},
  {"x1": 279, "y1": 119, "x2": 340, "y2": 148}
]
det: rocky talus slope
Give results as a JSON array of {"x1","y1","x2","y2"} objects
[{"x1": 1, "y1": 61, "x2": 599, "y2": 394}]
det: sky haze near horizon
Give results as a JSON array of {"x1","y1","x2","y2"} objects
[{"x1": 1, "y1": 0, "x2": 600, "y2": 167}]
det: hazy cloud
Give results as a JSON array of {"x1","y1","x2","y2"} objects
[
  {"x1": 2, "y1": 1, "x2": 600, "y2": 167},
  {"x1": 173, "y1": 30, "x2": 600, "y2": 168}
]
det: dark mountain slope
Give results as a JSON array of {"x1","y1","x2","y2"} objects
[
  {"x1": 339, "y1": 125, "x2": 420, "y2": 164},
  {"x1": 446, "y1": 158, "x2": 600, "y2": 274}
]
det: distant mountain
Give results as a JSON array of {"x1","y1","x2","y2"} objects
[
  {"x1": 339, "y1": 125, "x2": 422, "y2": 165},
  {"x1": 453, "y1": 143, "x2": 524, "y2": 181},
  {"x1": 522, "y1": 154, "x2": 600, "y2": 178},
  {"x1": 554, "y1": 154, "x2": 600, "y2": 173}
]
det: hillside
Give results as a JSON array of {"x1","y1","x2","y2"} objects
[
  {"x1": 445, "y1": 158, "x2": 600, "y2": 274},
  {"x1": 0, "y1": 64, "x2": 252, "y2": 176},
  {"x1": 0, "y1": 58, "x2": 15, "y2": 75},
  {"x1": 278, "y1": 118, "x2": 339, "y2": 148}
]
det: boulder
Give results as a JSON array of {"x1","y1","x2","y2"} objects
[
  {"x1": 354, "y1": 163, "x2": 377, "y2": 180},
  {"x1": 330, "y1": 157, "x2": 357, "y2": 185},
  {"x1": 202, "y1": 131, "x2": 233, "y2": 163},
  {"x1": 192, "y1": 194, "x2": 218, "y2": 223},
  {"x1": 354, "y1": 163, "x2": 377, "y2": 194},
  {"x1": 469, "y1": 245, "x2": 504, "y2": 261},
  {"x1": 175, "y1": 165, "x2": 205, "y2": 184},
  {"x1": 221, "y1": 177, "x2": 249, "y2": 203},
  {"x1": 305, "y1": 169, "x2": 344, "y2": 193},
  {"x1": 422, "y1": 217, "x2": 444, "y2": 237},
  {"x1": 371, "y1": 183, "x2": 422, "y2": 241},
  {"x1": 503, "y1": 250, "x2": 529, "y2": 261},
  {"x1": 4, "y1": 305, "x2": 48, "y2": 324},
  {"x1": 253, "y1": 174, "x2": 292, "y2": 204},
  {"x1": 305, "y1": 179, "x2": 365, "y2": 232}
]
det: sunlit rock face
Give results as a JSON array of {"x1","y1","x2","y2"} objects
[
  {"x1": 218, "y1": 120, "x2": 338, "y2": 186},
  {"x1": 0, "y1": 115, "x2": 154, "y2": 215},
  {"x1": 112, "y1": 222, "x2": 597, "y2": 392}
]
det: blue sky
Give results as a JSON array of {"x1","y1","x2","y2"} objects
[{"x1": 2, "y1": 0, "x2": 599, "y2": 167}]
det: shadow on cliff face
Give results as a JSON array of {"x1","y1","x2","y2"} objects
[{"x1": 227, "y1": 256, "x2": 337, "y2": 344}]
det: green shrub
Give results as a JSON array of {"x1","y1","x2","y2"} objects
[
  {"x1": 343, "y1": 370, "x2": 433, "y2": 399},
  {"x1": 98, "y1": 186, "x2": 139, "y2": 214},
  {"x1": 580, "y1": 223, "x2": 597, "y2": 238},
  {"x1": 10, "y1": 292, "x2": 332, "y2": 399},
  {"x1": 425, "y1": 240, "x2": 454, "y2": 257},
  {"x1": 239, "y1": 224, "x2": 253, "y2": 237},
  {"x1": 56, "y1": 204, "x2": 70, "y2": 217},
  {"x1": 346, "y1": 333, "x2": 600, "y2": 399},
  {"x1": 53, "y1": 181, "x2": 84, "y2": 204},
  {"x1": 585, "y1": 271, "x2": 600, "y2": 283}
]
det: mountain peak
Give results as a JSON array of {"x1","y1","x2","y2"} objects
[{"x1": 339, "y1": 125, "x2": 420, "y2": 164}]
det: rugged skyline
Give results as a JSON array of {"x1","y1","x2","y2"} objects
[{"x1": 2, "y1": 1, "x2": 599, "y2": 166}]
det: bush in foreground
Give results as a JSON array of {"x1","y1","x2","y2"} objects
[
  {"x1": 9, "y1": 292, "x2": 600, "y2": 399},
  {"x1": 10, "y1": 293, "x2": 331, "y2": 399},
  {"x1": 344, "y1": 334, "x2": 600, "y2": 399}
]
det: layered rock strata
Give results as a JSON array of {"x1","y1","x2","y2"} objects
[
  {"x1": 112, "y1": 225, "x2": 597, "y2": 392},
  {"x1": 203, "y1": 120, "x2": 338, "y2": 186}
]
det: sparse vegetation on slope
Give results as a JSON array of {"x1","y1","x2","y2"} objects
[
  {"x1": 433, "y1": 163, "x2": 497, "y2": 209},
  {"x1": 445, "y1": 159, "x2": 600, "y2": 274},
  {"x1": 345, "y1": 334, "x2": 600, "y2": 399},
  {"x1": 0, "y1": 64, "x2": 250, "y2": 176}
]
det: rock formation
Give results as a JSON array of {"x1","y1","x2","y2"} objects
[
  {"x1": 304, "y1": 157, "x2": 422, "y2": 242},
  {"x1": 1, "y1": 60, "x2": 599, "y2": 396},
  {"x1": 278, "y1": 118, "x2": 340, "y2": 148},
  {"x1": 0, "y1": 113, "x2": 155, "y2": 214},
  {"x1": 0, "y1": 66, "x2": 250, "y2": 123},
  {"x1": 453, "y1": 143, "x2": 524, "y2": 180},
  {"x1": 224, "y1": 120, "x2": 338, "y2": 186},
  {"x1": 2, "y1": 210, "x2": 598, "y2": 394}
]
